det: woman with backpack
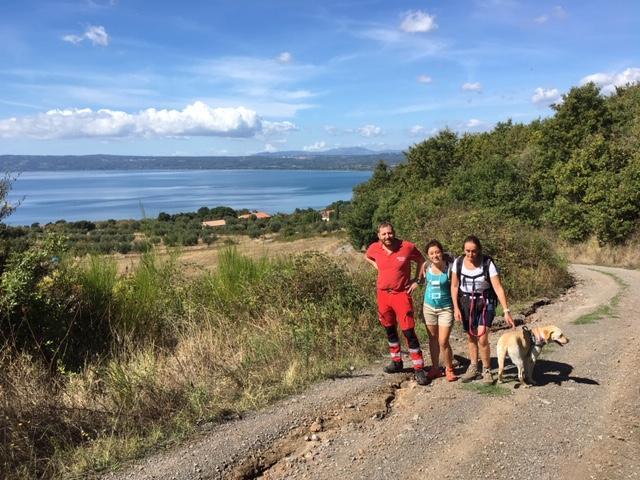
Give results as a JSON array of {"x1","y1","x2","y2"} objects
[
  {"x1": 420, "y1": 239, "x2": 458, "y2": 382},
  {"x1": 451, "y1": 235, "x2": 515, "y2": 384}
]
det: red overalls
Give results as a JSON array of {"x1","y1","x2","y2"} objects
[{"x1": 366, "y1": 240, "x2": 425, "y2": 370}]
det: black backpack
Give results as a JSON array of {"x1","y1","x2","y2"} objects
[{"x1": 454, "y1": 255, "x2": 498, "y2": 301}]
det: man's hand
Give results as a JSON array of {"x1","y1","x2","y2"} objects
[{"x1": 407, "y1": 280, "x2": 419, "y2": 294}]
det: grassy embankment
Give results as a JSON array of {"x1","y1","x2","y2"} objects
[
  {"x1": 1, "y1": 243, "x2": 380, "y2": 479},
  {"x1": 558, "y1": 234, "x2": 640, "y2": 270}
]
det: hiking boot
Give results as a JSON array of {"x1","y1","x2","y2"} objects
[
  {"x1": 445, "y1": 367, "x2": 458, "y2": 382},
  {"x1": 426, "y1": 366, "x2": 445, "y2": 381},
  {"x1": 460, "y1": 363, "x2": 480, "y2": 383},
  {"x1": 383, "y1": 360, "x2": 404, "y2": 374},
  {"x1": 482, "y1": 369, "x2": 494, "y2": 385},
  {"x1": 415, "y1": 368, "x2": 429, "y2": 386}
]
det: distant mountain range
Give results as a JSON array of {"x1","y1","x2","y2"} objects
[
  {"x1": 255, "y1": 147, "x2": 402, "y2": 157},
  {"x1": 0, "y1": 149, "x2": 404, "y2": 171}
]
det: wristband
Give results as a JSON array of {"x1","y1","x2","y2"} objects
[{"x1": 503, "y1": 308, "x2": 511, "y2": 314}]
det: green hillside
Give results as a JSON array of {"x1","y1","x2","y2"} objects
[{"x1": 346, "y1": 82, "x2": 640, "y2": 249}]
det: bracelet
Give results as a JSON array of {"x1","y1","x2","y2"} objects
[{"x1": 503, "y1": 308, "x2": 511, "y2": 314}]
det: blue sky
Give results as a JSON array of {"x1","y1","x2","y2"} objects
[{"x1": 0, "y1": 0, "x2": 639, "y2": 156}]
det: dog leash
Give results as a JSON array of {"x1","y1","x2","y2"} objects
[
  {"x1": 523, "y1": 326, "x2": 546, "y2": 355},
  {"x1": 467, "y1": 290, "x2": 488, "y2": 338}
]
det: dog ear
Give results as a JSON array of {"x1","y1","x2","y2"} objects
[{"x1": 544, "y1": 328, "x2": 555, "y2": 342}]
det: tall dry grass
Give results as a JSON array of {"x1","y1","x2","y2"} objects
[
  {"x1": 0, "y1": 248, "x2": 379, "y2": 478},
  {"x1": 557, "y1": 233, "x2": 640, "y2": 269}
]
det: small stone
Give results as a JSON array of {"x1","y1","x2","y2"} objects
[{"x1": 310, "y1": 421, "x2": 323, "y2": 433}]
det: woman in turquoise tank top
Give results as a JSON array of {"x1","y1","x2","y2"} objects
[{"x1": 420, "y1": 239, "x2": 457, "y2": 382}]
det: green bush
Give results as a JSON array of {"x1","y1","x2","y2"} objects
[{"x1": 407, "y1": 207, "x2": 572, "y2": 301}]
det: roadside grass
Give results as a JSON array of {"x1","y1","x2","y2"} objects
[
  {"x1": 461, "y1": 383, "x2": 511, "y2": 396},
  {"x1": 558, "y1": 234, "x2": 640, "y2": 269},
  {"x1": 0, "y1": 247, "x2": 381, "y2": 479},
  {"x1": 573, "y1": 270, "x2": 628, "y2": 325}
]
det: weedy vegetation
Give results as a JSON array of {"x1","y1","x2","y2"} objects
[{"x1": 0, "y1": 243, "x2": 379, "y2": 479}]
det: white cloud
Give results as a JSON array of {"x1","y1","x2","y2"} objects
[
  {"x1": 62, "y1": 34, "x2": 83, "y2": 45},
  {"x1": 357, "y1": 26, "x2": 446, "y2": 60},
  {"x1": 62, "y1": 25, "x2": 109, "y2": 46},
  {"x1": 324, "y1": 125, "x2": 340, "y2": 135},
  {"x1": 194, "y1": 56, "x2": 318, "y2": 88},
  {"x1": 465, "y1": 118, "x2": 484, "y2": 128},
  {"x1": 0, "y1": 101, "x2": 263, "y2": 139},
  {"x1": 462, "y1": 82, "x2": 482, "y2": 92},
  {"x1": 400, "y1": 10, "x2": 438, "y2": 33},
  {"x1": 531, "y1": 87, "x2": 561, "y2": 105},
  {"x1": 264, "y1": 143, "x2": 277, "y2": 153},
  {"x1": 357, "y1": 124, "x2": 383, "y2": 137},
  {"x1": 409, "y1": 125, "x2": 428, "y2": 136},
  {"x1": 535, "y1": 5, "x2": 567, "y2": 23},
  {"x1": 277, "y1": 51, "x2": 293, "y2": 64},
  {"x1": 85, "y1": 25, "x2": 109, "y2": 46},
  {"x1": 191, "y1": 56, "x2": 320, "y2": 117},
  {"x1": 580, "y1": 67, "x2": 640, "y2": 95},
  {"x1": 262, "y1": 120, "x2": 297, "y2": 135},
  {"x1": 417, "y1": 74, "x2": 432, "y2": 84},
  {"x1": 303, "y1": 141, "x2": 327, "y2": 152}
]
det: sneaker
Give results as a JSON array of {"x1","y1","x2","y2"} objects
[
  {"x1": 445, "y1": 367, "x2": 458, "y2": 382},
  {"x1": 482, "y1": 369, "x2": 494, "y2": 385},
  {"x1": 460, "y1": 364, "x2": 480, "y2": 383},
  {"x1": 415, "y1": 368, "x2": 429, "y2": 386},
  {"x1": 426, "y1": 366, "x2": 445, "y2": 381},
  {"x1": 383, "y1": 360, "x2": 403, "y2": 374}
]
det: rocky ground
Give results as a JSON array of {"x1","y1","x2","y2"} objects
[{"x1": 107, "y1": 265, "x2": 640, "y2": 480}]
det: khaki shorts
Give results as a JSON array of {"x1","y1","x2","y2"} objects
[{"x1": 422, "y1": 303, "x2": 454, "y2": 328}]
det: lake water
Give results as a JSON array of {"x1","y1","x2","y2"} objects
[{"x1": 6, "y1": 170, "x2": 372, "y2": 226}]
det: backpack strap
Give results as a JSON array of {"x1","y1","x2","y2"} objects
[
  {"x1": 455, "y1": 255, "x2": 464, "y2": 278},
  {"x1": 482, "y1": 255, "x2": 493, "y2": 283}
]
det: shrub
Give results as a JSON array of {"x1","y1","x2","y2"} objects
[{"x1": 408, "y1": 207, "x2": 572, "y2": 301}]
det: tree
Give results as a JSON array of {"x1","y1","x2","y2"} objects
[
  {"x1": 1, "y1": 173, "x2": 18, "y2": 223},
  {"x1": 346, "y1": 161, "x2": 392, "y2": 248},
  {"x1": 404, "y1": 129, "x2": 460, "y2": 187}
]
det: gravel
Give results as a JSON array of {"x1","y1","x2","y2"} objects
[{"x1": 107, "y1": 265, "x2": 640, "y2": 480}]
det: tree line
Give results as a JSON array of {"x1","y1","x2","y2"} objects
[{"x1": 346, "y1": 82, "x2": 640, "y2": 250}]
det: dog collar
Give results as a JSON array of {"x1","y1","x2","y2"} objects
[
  {"x1": 523, "y1": 326, "x2": 546, "y2": 348},
  {"x1": 533, "y1": 330, "x2": 546, "y2": 347}
]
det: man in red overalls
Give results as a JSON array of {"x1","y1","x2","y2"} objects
[{"x1": 366, "y1": 222, "x2": 428, "y2": 385}]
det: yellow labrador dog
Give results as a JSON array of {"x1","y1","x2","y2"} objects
[{"x1": 497, "y1": 325, "x2": 569, "y2": 387}]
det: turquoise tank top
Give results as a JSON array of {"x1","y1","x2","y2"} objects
[{"x1": 424, "y1": 264, "x2": 453, "y2": 309}]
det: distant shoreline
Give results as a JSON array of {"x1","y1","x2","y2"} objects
[
  {"x1": 0, "y1": 152, "x2": 404, "y2": 172},
  {"x1": 5, "y1": 169, "x2": 371, "y2": 226}
]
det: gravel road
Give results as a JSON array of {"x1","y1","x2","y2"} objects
[{"x1": 107, "y1": 265, "x2": 640, "y2": 480}]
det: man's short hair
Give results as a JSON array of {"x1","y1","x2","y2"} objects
[{"x1": 377, "y1": 221, "x2": 394, "y2": 232}]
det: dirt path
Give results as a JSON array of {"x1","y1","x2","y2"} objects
[{"x1": 107, "y1": 265, "x2": 640, "y2": 480}]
